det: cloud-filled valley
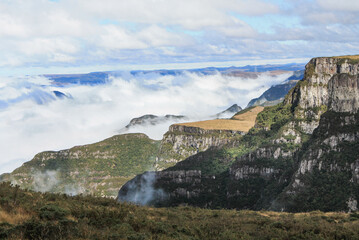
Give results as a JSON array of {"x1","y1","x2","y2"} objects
[{"x1": 0, "y1": 70, "x2": 293, "y2": 174}]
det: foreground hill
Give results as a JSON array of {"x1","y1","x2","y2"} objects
[
  {"x1": 119, "y1": 55, "x2": 359, "y2": 212},
  {"x1": 1, "y1": 134, "x2": 160, "y2": 198},
  {"x1": 0, "y1": 182, "x2": 358, "y2": 239}
]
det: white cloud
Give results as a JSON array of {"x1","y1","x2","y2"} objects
[
  {"x1": 317, "y1": 0, "x2": 359, "y2": 12},
  {"x1": 0, "y1": 0, "x2": 281, "y2": 69},
  {"x1": 100, "y1": 25, "x2": 148, "y2": 50},
  {"x1": 0, "y1": 14, "x2": 28, "y2": 38},
  {"x1": 0, "y1": 0, "x2": 358, "y2": 72},
  {"x1": 138, "y1": 25, "x2": 193, "y2": 47}
]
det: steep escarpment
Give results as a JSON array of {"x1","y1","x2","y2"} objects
[
  {"x1": 273, "y1": 70, "x2": 359, "y2": 212},
  {"x1": 155, "y1": 107, "x2": 263, "y2": 170},
  {"x1": 156, "y1": 125, "x2": 244, "y2": 169},
  {"x1": 226, "y1": 56, "x2": 359, "y2": 212},
  {"x1": 285, "y1": 57, "x2": 359, "y2": 133},
  {"x1": 118, "y1": 55, "x2": 359, "y2": 212},
  {"x1": 1, "y1": 133, "x2": 160, "y2": 198}
]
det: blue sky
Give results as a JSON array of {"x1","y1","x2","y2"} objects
[{"x1": 1, "y1": 0, "x2": 359, "y2": 75}]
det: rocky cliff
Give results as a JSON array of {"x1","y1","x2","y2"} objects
[
  {"x1": 156, "y1": 124, "x2": 244, "y2": 170},
  {"x1": 118, "y1": 55, "x2": 359, "y2": 212},
  {"x1": 155, "y1": 107, "x2": 264, "y2": 170}
]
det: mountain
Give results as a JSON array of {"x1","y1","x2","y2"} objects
[
  {"x1": 213, "y1": 104, "x2": 242, "y2": 119},
  {"x1": 123, "y1": 114, "x2": 187, "y2": 130},
  {"x1": 122, "y1": 104, "x2": 242, "y2": 133},
  {"x1": 45, "y1": 72, "x2": 109, "y2": 86},
  {"x1": 0, "y1": 63, "x2": 309, "y2": 200},
  {"x1": 118, "y1": 55, "x2": 359, "y2": 212},
  {"x1": 44, "y1": 63, "x2": 305, "y2": 87},
  {"x1": 246, "y1": 70, "x2": 304, "y2": 108},
  {"x1": 0, "y1": 104, "x2": 247, "y2": 197},
  {"x1": 126, "y1": 63, "x2": 305, "y2": 76},
  {"x1": 0, "y1": 133, "x2": 160, "y2": 198}
]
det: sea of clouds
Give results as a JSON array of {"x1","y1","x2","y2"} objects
[{"x1": 0, "y1": 70, "x2": 292, "y2": 174}]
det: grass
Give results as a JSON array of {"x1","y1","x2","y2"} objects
[
  {"x1": 0, "y1": 182, "x2": 358, "y2": 240},
  {"x1": 0, "y1": 209, "x2": 31, "y2": 225},
  {"x1": 334, "y1": 55, "x2": 359, "y2": 60},
  {"x1": 331, "y1": 55, "x2": 359, "y2": 65},
  {"x1": 175, "y1": 106, "x2": 264, "y2": 132}
]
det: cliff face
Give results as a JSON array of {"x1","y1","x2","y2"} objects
[
  {"x1": 229, "y1": 57, "x2": 359, "y2": 211},
  {"x1": 156, "y1": 124, "x2": 244, "y2": 169},
  {"x1": 118, "y1": 56, "x2": 359, "y2": 212},
  {"x1": 286, "y1": 57, "x2": 359, "y2": 133}
]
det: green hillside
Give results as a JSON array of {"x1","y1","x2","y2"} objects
[{"x1": 1, "y1": 133, "x2": 160, "y2": 198}]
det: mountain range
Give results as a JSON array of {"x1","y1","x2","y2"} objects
[{"x1": 5, "y1": 58, "x2": 356, "y2": 213}]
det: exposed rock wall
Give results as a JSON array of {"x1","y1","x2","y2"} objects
[
  {"x1": 156, "y1": 124, "x2": 244, "y2": 170},
  {"x1": 286, "y1": 57, "x2": 359, "y2": 134},
  {"x1": 328, "y1": 73, "x2": 359, "y2": 113}
]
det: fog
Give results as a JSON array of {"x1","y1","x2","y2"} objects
[
  {"x1": 0, "y1": 70, "x2": 292, "y2": 174},
  {"x1": 117, "y1": 171, "x2": 167, "y2": 206}
]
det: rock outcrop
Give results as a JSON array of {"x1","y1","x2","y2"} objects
[
  {"x1": 214, "y1": 104, "x2": 242, "y2": 118},
  {"x1": 124, "y1": 114, "x2": 187, "y2": 129},
  {"x1": 156, "y1": 124, "x2": 244, "y2": 170},
  {"x1": 155, "y1": 107, "x2": 264, "y2": 170}
]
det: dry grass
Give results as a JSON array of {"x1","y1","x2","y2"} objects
[
  {"x1": 0, "y1": 208, "x2": 32, "y2": 225},
  {"x1": 334, "y1": 55, "x2": 359, "y2": 59},
  {"x1": 175, "y1": 106, "x2": 264, "y2": 132},
  {"x1": 231, "y1": 106, "x2": 264, "y2": 121}
]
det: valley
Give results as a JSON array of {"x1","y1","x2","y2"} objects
[{"x1": 2, "y1": 56, "x2": 359, "y2": 213}]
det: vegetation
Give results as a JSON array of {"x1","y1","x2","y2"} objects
[
  {"x1": 1, "y1": 133, "x2": 161, "y2": 198},
  {"x1": 335, "y1": 55, "x2": 359, "y2": 65},
  {"x1": 0, "y1": 182, "x2": 358, "y2": 240},
  {"x1": 278, "y1": 111, "x2": 359, "y2": 212}
]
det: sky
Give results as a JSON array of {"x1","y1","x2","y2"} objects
[{"x1": 1, "y1": 0, "x2": 359, "y2": 75}]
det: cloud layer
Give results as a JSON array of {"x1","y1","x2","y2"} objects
[
  {"x1": 0, "y1": 0, "x2": 358, "y2": 74},
  {"x1": 0, "y1": 71, "x2": 292, "y2": 174}
]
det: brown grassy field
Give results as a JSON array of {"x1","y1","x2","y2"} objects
[
  {"x1": 175, "y1": 106, "x2": 264, "y2": 132},
  {"x1": 334, "y1": 55, "x2": 359, "y2": 59}
]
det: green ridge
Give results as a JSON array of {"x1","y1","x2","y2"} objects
[{"x1": 1, "y1": 133, "x2": 161, "y2": 198}]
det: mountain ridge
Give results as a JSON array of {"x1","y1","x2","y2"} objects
[{"x1": 118, "y1": 55, "x2": 359, "y2": 212}]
